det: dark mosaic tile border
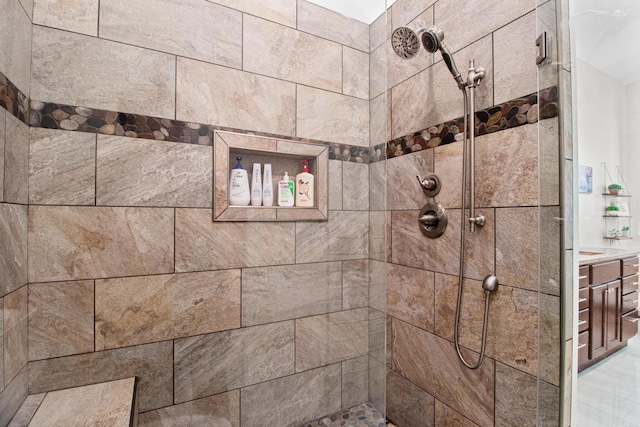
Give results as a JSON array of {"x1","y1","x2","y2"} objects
[
  {"x1": 0, "y1": 72, "x2": 29, "y2": 125},
  {"x1": 386, "y1": 85, "x2": 559, "y2": 159},
  {"x1": 28, "y1": 99, "x2": 373, "y2": 163},
  {"x1": 1, "y1": 69, "x2": 557, "y2": 164}
]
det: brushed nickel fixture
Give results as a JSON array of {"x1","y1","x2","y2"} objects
[
  {"x1": 416, "y1": 174, "x2": 442, "y2": 197},
  {"x1": 392, "y1": 24, "x2": 499, "y2": 369}
]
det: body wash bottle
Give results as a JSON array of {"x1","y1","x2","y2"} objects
[
  {"x1": 229, "y1": 156, "x2": 250, "y2": 206},
  {"x1": 278, "y1": 172, "x2": 294, "y2": 207},
  {"x1": 263, "y1": 163, "x2": 273, "y2": 206},
  {"x1": 250, "y1": 163, "x2": 262, "y2": 206},
  {"x1": 295, "y1": 160, "x2": 314, "y2": 207}
]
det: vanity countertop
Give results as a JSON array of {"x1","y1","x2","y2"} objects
[{"x1": 578, "y1": 247, "x2": 640, "y2": 266}]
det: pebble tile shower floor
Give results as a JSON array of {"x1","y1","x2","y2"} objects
[{"x1": 300, "y1": 403, "x2": 394, "y2": 427}]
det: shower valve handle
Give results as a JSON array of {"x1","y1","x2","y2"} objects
[{"x1": 416, "y1": 174, "x2": 442, "y2": 197}]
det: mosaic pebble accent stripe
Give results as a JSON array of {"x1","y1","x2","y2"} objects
[
  {"x1": 0, "y1": 70, "x2": 558, "y2": 164},
  {"x1": 387, "y1": 86, "x2": 559, "y2": 159},
  {"x1": 28, "y1": 98, "x2": 375, "y2": 163},
  {"x1": 300, "y1": 402, "x2": 389, "y2": 427},
  {"x1": 0, "y1": 72, "x2": 29, "y2": 125}
]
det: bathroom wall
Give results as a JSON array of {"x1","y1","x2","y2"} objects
[
  {"x1": 0, "y1": 0, "x2": 31, "y2": 424},
  {"x1": 380, "y1": 0, "x2": 561, "y2": 426},
  {"x1": 17, "y1": 0, "x2": 385, "y2": 425},
  {"x1": 575, "y1": 59, "x2": 631, "y2": 248}
]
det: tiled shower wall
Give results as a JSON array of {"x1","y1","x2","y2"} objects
[
  {"x1": 0, "y1": 0, "x2": 389, "y2": 425},
  {"x1": 0, "y1": 0, "x2": 32, "y2": 424},
  {"x1": 381, "y1": 0, "x2": 561, "y2": 426}
]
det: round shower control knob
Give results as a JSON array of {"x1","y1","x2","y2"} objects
[{"x1": 418, "y1": 202, "x2": 447, "y2": 238}]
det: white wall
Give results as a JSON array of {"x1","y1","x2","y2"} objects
[
  {"x1": 576, "y1": 59, "x2": 633, "y2": 249},
  {"x1": 625, "y1": 79, "x2": 640, "y2": 242}
]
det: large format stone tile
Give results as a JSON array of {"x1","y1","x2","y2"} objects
[
  {"x1": 29, "y1": 340, "x2": 173, "y2": 412},
  {"x1": 4, "y1": 287, "x2": 27, "y2": 387},
  {"x1": 388, "y1": 263, "x2": 435, "y2": 331},
  {"x1": 496, "y1": 207, "x2": 539, "y2": 291},
  {"x1": 392, "y1": 319, "x2": 494, "y2": 427},
  {"x1": 369, "y1": 159, "x2": 386, "y2": 211},
  {"x1": 0, "y1": 204, "x2": 27, "y2": 297},
  {"x1": 369, "y1": 11, "x2": 389, "y2": 53},
  {"x1": 240, "y1": 364, "x2": 341, "y2": 427},
  {"x1": 33, "y1": 0, "x2": 99, "y2": 36},
  {"x1": 391, "y1": 36, "x2": 493, "y2": 139},
  {"x1": 434, "y1": 400, "x2": 479, "y2": 427},
  {"x1": 297, "y1": 86, "x2": 369, "y2": 147},
  {"x1": 391, "y1": 0, "x2": 436, "y2": 29},
  {"x1": 328, "y1": 160, "x2": 343, "y2": 211},
  {"x1": 29, "y1": 378, "x2": 136, "y2": 427},
  {"x1": 296, "y1": 211, "x2": 369, "y2": 263},
  {"x1": 475, "y1": 124, "x2": 538, "y2": 207},
  {"x1": 96, "y1": 270, "x2": 241, "y2": 350},
  {"x1": 139, "y1": 390, "x2": 240, "y2": 427},
  {"x1": 0, "y1": 0, "x2": 32, "y2": 96},
  {"x1": 4, "y1": 114, "x2": 29, "y2": 204},
  {"x1": 6, "y1": 392, "x2": 46, "y2": 427},
  {"x1": 386, "y1": 149, "x2": 433, "y2": 210},
  {"x1": 391, "y1": 209, "x2": 460, "y2": 276},
  {"x1": 369, "y1": 210, "x2": 387, "y2": 263},
  {"x1": 434, "y1": 274, "x2": 538, "y2": 376},
  {"x1": 495, "y1": 363, "x2": 537, "y2": 427},
  {"x1": 28, "y1": 206, "x2": 174, "y2": 282},
  {"x1": 243, "y1": 15, "x2": 342, "y2": 93},
  {"x1": 176, "y1": 57, "x2": 296, "y2": 136},
  {"x1": 435, "y1": 0, "x2": 535, "y2": 54},
  {"x1": 298, "y1": 0, "x2": 369, "y2": 52},
  {"x1": 493, "y1": 11, "x2": 537, "y2": 105},
  {"x1": 206, "y1": 0, "x2": 296, "y2": 28},
  {"x1": 0, "y1": 365, "x2": 28, "y2": 426},
  {"x1": 370, "y1": 92, "x2": 389, "y2": 148},
  {"x1": 175, "y1": 208, "x2": 295, "y2": 271},
  {"x1": 295, "y1": 308, "x2": 368, "y2": 372},
  {"x1": 0, "y1": 110, "x2": 5, "y2": 202},
  {"x1": 343, "y1": 259, "x2": 369, "y2": 310},
  {"x1": 174, "y1": 321, "x2": 295, "y2": 402},
  {"x1": 100, "y1": 0, "x2": 242, "y2": 68},
  {"x1": 539, "y1": 293, "x2": 560, "y2": 386},
  {"x1": 343, "y1": 162, "x2": 369, "y2": 210},
  {"x1": 29, "y1": 128, "x2": 96, "y2": 205},
  {"x1": 386, "y1": 369, "x2": 435, "y2": 427},
  {"x1": 96, "y1": 135, "x2": 212, "y2": 207},
  {"x1": 343, "y1": 47, "x2": 369, "y2": 100},
  {"x1": 0, "y1": 296, "x2": 2, "y2": 390},
  {"x1": 242, "y1": 263, "x2": 341, "y2": 326},
  {"x1": 31, "y1": 26, "x2": 176, "y2": 119},
  {"x1": 28, "y1": 280, "x2": 94, "y2": 360},
  {"x1": 341, "y1": 356, "x2": 368, "y2": 410},
  {"x1": 434, "y1": 139, "x2": 464, "y2": 209},
  {"x1": 18, "y1": 0, "x2": 32, "y2": 19}
]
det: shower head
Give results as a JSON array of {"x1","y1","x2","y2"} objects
[
  {"x1": 420, "y1": 27, "x2": 444, "y2": 53},
  {"x1": 391, "y1": 26, "x2": 422, "y2": 59},
  {"x1": 391, "y1": 25, "x2": 466, "y2": 89}
]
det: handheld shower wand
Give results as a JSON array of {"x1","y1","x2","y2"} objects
[{"x1": 391, "y1": 25, "x2": 497, "y2": 370}]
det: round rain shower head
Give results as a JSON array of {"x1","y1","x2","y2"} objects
[{"x1": 391, "y1": 26, "x2": 420, "y2": 59}]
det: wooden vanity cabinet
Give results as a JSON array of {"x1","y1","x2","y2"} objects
[
  {"x1": 578, "y1": 255, "x2": 639, "y2": 372},
  {"x1": 589, "y1": 280, "x2": 621, "y2": 360}
]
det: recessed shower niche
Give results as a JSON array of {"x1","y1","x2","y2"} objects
[{"x1": 213, "y1": 131, "x2": 328, "y2": 221}]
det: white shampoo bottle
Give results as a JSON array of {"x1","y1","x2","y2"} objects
[
  {"x1": 250, "y1": 163, "x2": 262, "y2": 206},
  {"x1": 262, "y1": 163, "x2": 273, "y2": 206},
  {"x1": 295, "y1": 160, "x2": 314, "y2": 207},
  {"x1": 229, "y1": 156, "x2": 250, "y2": 206}
]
